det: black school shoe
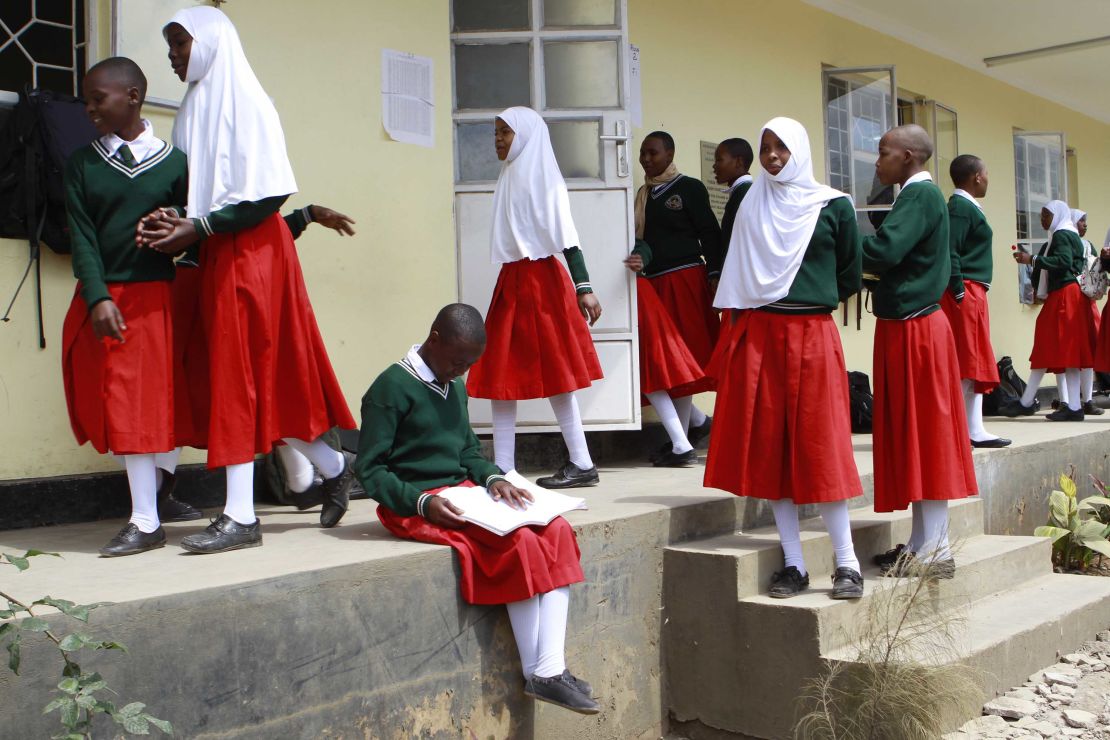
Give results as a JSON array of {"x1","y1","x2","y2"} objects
[
  {"x1": 997, "y1": 398, "x2": 1040, "y2": 417},
  {"x1": 879, "y1": 554, "x2": 956, "y2": 580},
  {"x1": 687, "y1": 416, "x2": 713, "y2": 446},
  {"x1": 1084, "y1": 400, "x2": 1105, "y2": 416},
  {"x1": 1046, "y1": 406, "x2": 1084, "y2": 422},
  {"x1": 653, "y1": 448, "x2": 698, "y2": 468},
  {"x1": 156, "y1": 472, "x2": 203, "y2": 522},
  {"x1": 319, "y1": 451, "x2": 356, "y2": 528},
  {"x1": 181, "y1": 514, "x2": 261, "y2": 554},
  {"x1": 648, "y1": 440, "x2": 671, "y2": 463},
  {"x1": 970, "y1": 437, "x2": 1012, "y2": 448},
  {"x1": 524, "y1": 672, "x2": 600, "y2": 714},
  {"x1": 830, "y1": 567, "x2": 864, "y2": 599},
  {"x1": 872, "y1": 543, "x2": 910, "y2": 568},
  {"x1": 536, "y1": 462, "x2": 600, "y2": 489},
  {"x1": 99, "y1": 523, "x2": 166, "y2": 557},
  {"x1": 768, "y1": 566, "x2": 810, "y2": 598}
]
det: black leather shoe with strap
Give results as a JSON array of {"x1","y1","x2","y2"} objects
[
  {"x1": 180, "y1": 514, "x2": 262, "y2": 554},
  {"x1": 99, "y1": 523, "x2": 166, "y2": 557},
  {"x1": 535, "y1": 462, "x2": 599, "y2": 489}
]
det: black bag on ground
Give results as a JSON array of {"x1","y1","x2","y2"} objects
[
  {"x1": 847, "y1": 371, "x2": 873, "y2": 434},
  {"x1": 983, "y1": 356, "x2": 1024, "y2": 416}
]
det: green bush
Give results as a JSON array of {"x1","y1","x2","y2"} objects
[{"x1": 1033, "y1": 472, "x2": 1110, "y2": 571}]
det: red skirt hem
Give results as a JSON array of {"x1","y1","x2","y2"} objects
[
  {"x1": 939, "y1": 282, "x2": 999, "y2": 394},
  {"x1": 872, "y1": 312, "x2": 978, "y2": 512},
  {"x1": 375, "y1": 482, "x2": 584, "y2": 605},
  {"x1": 703, "y1": 311, "x2": 862, "y2": 504},
  {"x1": 648, "y1": 265, "x2": 719, "y2": 395},
  {"x1": 200, "y1": 214, "x2": 356, "y2": 469},
  {"x1": 1030, "y1": 283, "x2": 1096, "y2": 370},
  {"x1": 637, "y1": 276, "x2": 705, "y2": 398},
  {"x1": 466, "y1": 257, "x2": 603, "y2": 400},
  {"x1": 1096, "y1": 302, "x2": 1110, "y2": 373},
  {"x1": 62, "y1": 282, "x2": 175, "y2": 455}
]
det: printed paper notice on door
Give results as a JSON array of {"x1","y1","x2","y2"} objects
[{"x1": 381, "y1": 49, "x2": 434, "y2": 148}]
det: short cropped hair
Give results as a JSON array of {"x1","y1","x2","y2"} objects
[
  {"x1": 432, "y1": 303, "x2": 486, "y2": 345},
  {"x1": 87, "y1": 56, "x2": 148, "y2": 102},
  {"x1": 949, "y1": 154, "x2": 984, "y2": 186},
  {"x1": 645, "y1": 130, "x2": 675, "y2": 152},
  {"x1": 719, "y1": 137, "x2": 754, "y2": 169}
]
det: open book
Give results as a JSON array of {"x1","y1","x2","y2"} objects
[{"x1": 436, "y1": 470, "x2": 588, "y2": 536}]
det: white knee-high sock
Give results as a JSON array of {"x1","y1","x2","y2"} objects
[
  {"x1": 154, "y1": 447, "x2": 181, "y2": 475},
  {"x1": 1064, "y1": 369, "x2": 1082, "y2": 412},
  {"x1": 673, "y1": 395, "x2": 694, "y2": 434},
  {"x1": 770, "y1": 498, "x2": 806, "y2": 576},
  {"x1": 689, "y1": 403, "x2": 707, "y2": 428},
  {"x1": 276, "y1": 444, "x2": 316, "y2": 493},
  {"x1": 1056, "y1": 373, "x2": 1068, "y2": 408},
  {"x1": 907, "y1": 502, "x2": 925, "y2": 553},
  {"x1": 506, "y1": 595, "x2": 540, "y2": 678},
  {"x1": 223, "y1": 461, "x2": 256, "y2": 525},
  {"x1": 962, "y1": 379, "x2": 995, "y2": 443},
  {"x1": 1020, "y1": 369, "x2": 1046, "y2": 407},
  {"x1": 646, "y1": 391, "x2": 693, "y2": 454},
  {"x1": 1082, "y1": 368, "x2": 1096, "y2": 403},
  {"x1": 123, "y1": 454, "x2": 160, "y2": 533},
  {"x1": 491, "y1": 400, "x2": 518, "y2": 472},
  {"x1": 534, "y1": 586, "x2": 570, "y2": 678},
  {"x1": 549, "y1": 393, "x2": 593, "y2": 470},
  {"x1": 919, "y1": 499, "x2": 951, "y2": 563},
  {"x1": 282, "y1": 436, "x2": 344, "y2": 479},
  {"x1": 818, "y1": 501, "x2": 860, "y2": 572}
]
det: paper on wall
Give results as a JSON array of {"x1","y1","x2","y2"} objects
[
  {"x1": 629, "y1": 44, "x2": 642, "y2": 128},
  {"x1": 381, "y1": 49, "x2": 434, "y2": 148}
]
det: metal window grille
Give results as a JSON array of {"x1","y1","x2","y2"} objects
[{"x1": 0, "y1": 0, "x2": 87, "y2": 97}]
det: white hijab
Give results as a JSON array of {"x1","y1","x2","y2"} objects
[
  {"x1": 1045, "y1": 200, "x2": 1078, "y2": 237},
  {"x1": 167, "y1": 7, "x2": 297, "y2": 218},
  {"x1": 489, "y1": 107, "x2": 580, "y2": 264},
  {"x1": 715, "y1": 117, "x2": 849, "y2": 309}
]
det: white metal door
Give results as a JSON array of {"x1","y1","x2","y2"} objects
[{"x1": 451, "y1": 0, "x2": 638, "y2": 432}]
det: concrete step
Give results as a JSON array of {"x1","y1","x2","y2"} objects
[
  {"x1": 825, "y1": 572, "x2": 1110, "y2": 701},
  {"x1": 739, "y1": 533, "x2": 1052, "y2": 655},
  {"x1": 666, "y1": 497, "x2": 984, "y2": 600}
]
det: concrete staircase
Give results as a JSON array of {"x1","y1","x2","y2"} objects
[{"x1": 662, "y1": 498, "x2": 1110, "y2": 740}]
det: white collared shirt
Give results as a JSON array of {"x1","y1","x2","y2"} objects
[
  {"x1": 895, "y1": 170, "x2": 933, "y2": 200},
  {"x1": 723, "y1": 173, "x2": 754, "y2": 194},
  {"x1": 953, "y1": 188, "x2": 983, "y2": 211},
  {"x1": 405, "y1": 345, "x2": 438, "y2": 384},
  {"x1": 98, "y1": 119, "x2": 163, "y2": 164}
]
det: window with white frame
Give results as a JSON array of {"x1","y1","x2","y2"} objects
[
  {"x1": 0, "y1": 1, "x2": 87, "y2": 99},
  {"x1": 1013, "y1": 131, "x2": 1067, "y2": 249}
]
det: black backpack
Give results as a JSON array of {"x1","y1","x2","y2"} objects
[
  {"x1": 847, "y1": 371, "x2": 873, "y2": 433},
  {"x1": 983, "y1": 356, "x2": 1024, "y2": 416},
  {"x1": 0, "y1": 88, "x2": 98, "y2": 347}
]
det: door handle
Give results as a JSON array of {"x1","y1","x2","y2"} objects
[{"x1": 599, "y1": 121, "x2": 630, "y2": 178}]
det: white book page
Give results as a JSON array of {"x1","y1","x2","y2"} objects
[{"x1": 437, "y1": 471, "x2": 587, "y2": 536}]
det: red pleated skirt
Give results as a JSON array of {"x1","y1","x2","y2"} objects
[
  {"x1": 648, "y1": 265, "x2": 718, "y2": 394},
  {"x1": 1096, "y1": 302, "x2": 1110, "y2": 373},
  {"x1": 376, "y1": 482, "x2": 585, "y2": 605},
  {"x1": 466, "y1": 257, "x2": 603, "y2": 400},
  {"x1": 872, "y1": 311, "x2": 978, "y2": 512},
  {"x1": 939, "y1": 281, "x2": 999, "y2": 394},
  {"x1": 200, "y1": 213, "x2": 356, "y2": 468},
  {"x1": 170, "y1": 266, "x2": 209, "y2": 449},
  {"x1": 1091, "y1": 298, "x2": 1102, "y2": 336},
  {"x1": 62, "y1": 281, "x2": 175, "y2": 455},
  {"x1": 703, "y1": 311, "x2": 862, "y2": 504},
  {"x1": 638, "y1": 276, "x2": 705, "y2": 398},
  {"x1": 1030, "y1": 283, "x2": 1096, "y2": 370}
]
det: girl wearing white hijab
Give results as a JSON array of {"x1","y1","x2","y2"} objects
[
  {"x1": 1071, "y1": 208, "x2": 1104, "y2": 414},
  {"x1": 704, "y1": 117, "x2": 865, "y2": 600},
  {"x1": 144, "y1": 8, "x2": 357, "y2": 552},
  {"x1": 1009, "y1": 200, "x2": 1095, "y2": 420},
  {"x1": 464, "y1": 107, "x2": 605, "y2": 489}
]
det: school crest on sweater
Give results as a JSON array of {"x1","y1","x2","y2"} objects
[{"x1": 665, "y1": 194, "x2": 684, "y2": 211}]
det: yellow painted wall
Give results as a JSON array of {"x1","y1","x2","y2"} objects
[
  {"x1": 2, "y1": 0, "x2": 1109, "y2": 481},
  {"x1": 629, "y1": 0, "x2": 1110, "y2": 377}
]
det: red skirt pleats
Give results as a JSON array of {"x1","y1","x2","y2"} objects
[
  {"x1": 939, "y1": 281, "x2": 999, "y2": 394},
  {"x1": 1030, "y1": 283, "x2": 1096, "y2": 370},
  {"x1": 62, "y1": 281, "x2": 175, "y2": 455},
  {"x1": 638, "y1": 276, "x2": 705, "y2": 398},
  {"x1": 872, "y1": 311, "x2": 978, "y2": 512},
  {"x1": 200, "y1": 213, "x2": 356, "y2": 468},
  {"x1": 647, "y1": 265, "x2": 719, "y2": 394},
  {"x1": 376, "y1": 482, "x2": 585, "y2": 605},
  {"x1": 465, "y1": 257, "x2": 602, "y2": 400},
  {"x1": 703, "y1": 310, "x2": 862, "y2": 504}
]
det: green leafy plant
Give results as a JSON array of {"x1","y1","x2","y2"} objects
[
  {"x1": 1, "y1": 549, "x2": 172, "y2": 738},
  {"x1": 1033, "y1": 471, "x2": 1110, "y2": 571}
]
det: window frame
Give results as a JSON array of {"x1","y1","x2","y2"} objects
[
  {"x1": 0, "y1": 0, "x2": 91, "y2": 104},
  {"x1": 1012, "y1": 129, "x2": 1068, "y2": 251}
]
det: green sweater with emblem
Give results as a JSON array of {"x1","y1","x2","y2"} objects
[
  {"x1": 354, "y1": 358, "x2": 504, "y2": 518},
  {"x1": 1031, "y1": 229, "x2": 1084, "y2": 294},
  {"x1": 641, "y1": 175, "x2": 723, "y2": 278},
  {"x1": 947, "y1": 195, "x2": 993, "y2": 296},
  {"x1": 862, "y1": 180, "x2": 950, "y2": 320},
  {"x1": 65, "y1": 141, "x2": 188, "y2": 309}
]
